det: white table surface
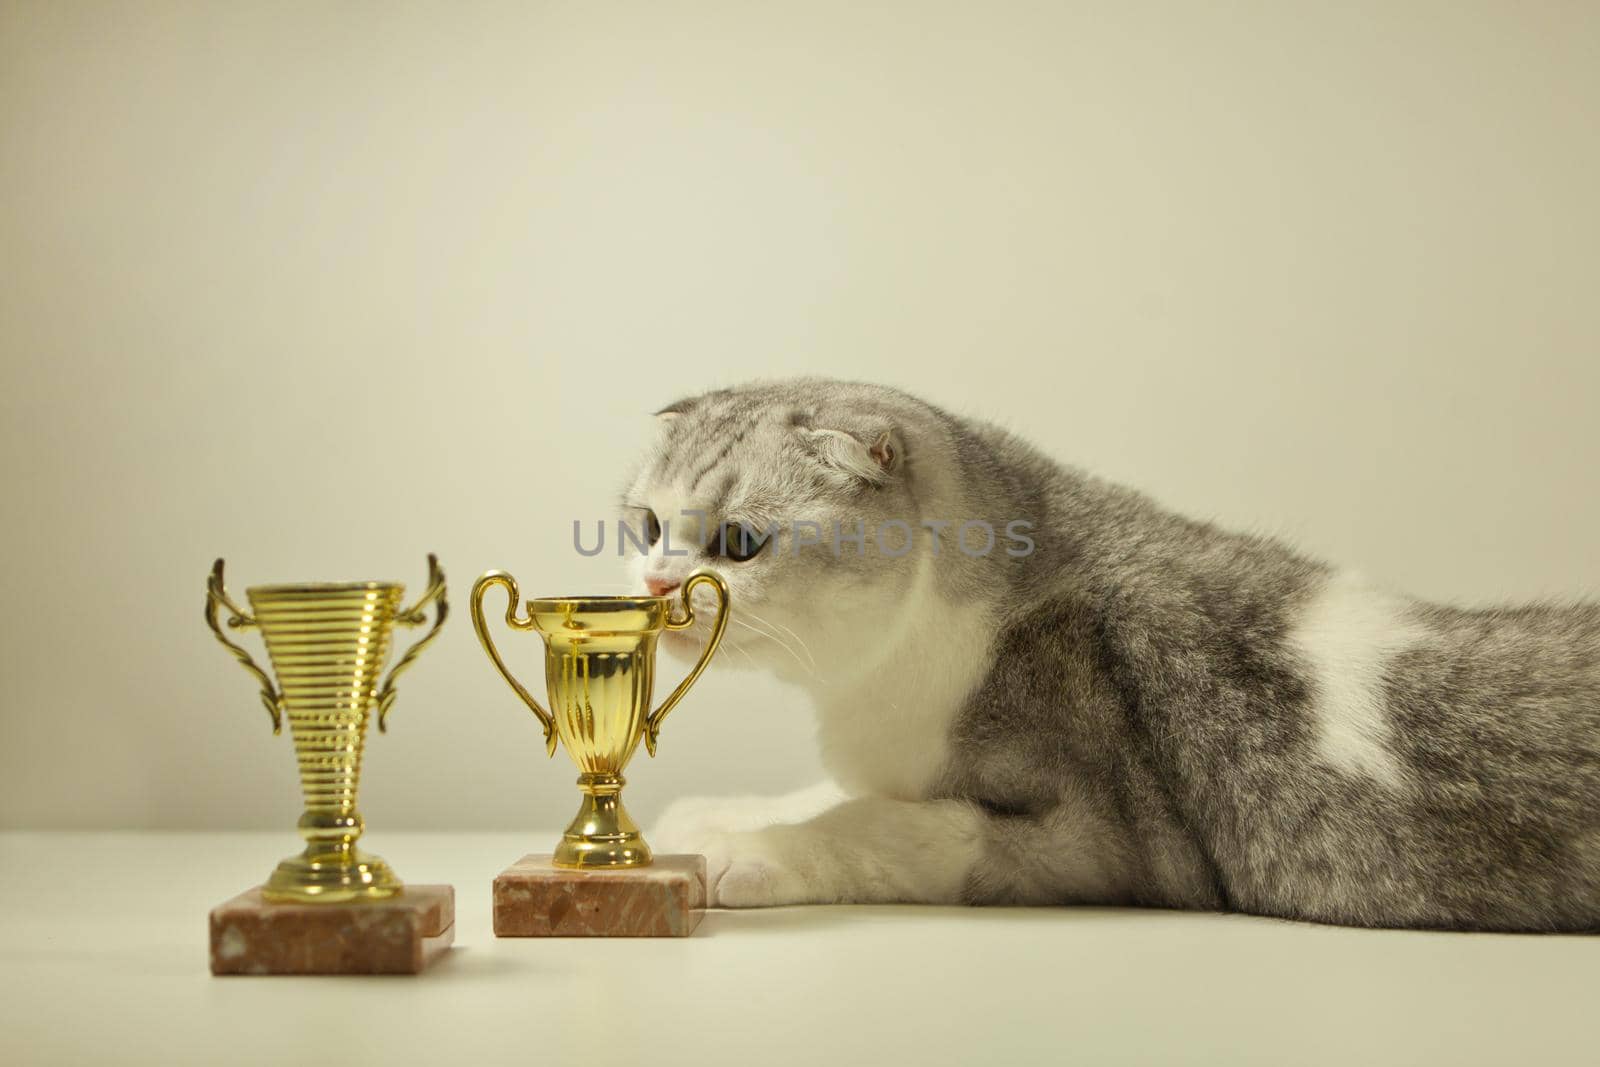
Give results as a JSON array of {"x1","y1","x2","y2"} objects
[{"x1": 0, "y1": 832, "x2": 1594, "y2": 1066}]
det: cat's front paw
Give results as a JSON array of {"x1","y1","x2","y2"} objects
[
  {"x1": 703, "y1": 831, "x2": 813, "y2": 908},
  {"x1": 651, "y1": 795, "x2": 747, "y2": 854}
]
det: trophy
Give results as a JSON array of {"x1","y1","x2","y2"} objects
[
  {"x1": 204, "y1": 555, "x2": 455, "y2": 975},
  {"x1": 471, "y1": 567, "x2": 729, "y2": 936}
]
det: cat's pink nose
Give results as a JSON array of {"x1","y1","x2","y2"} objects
[{"x1": 646, "y1": 577, "x2": 680, "y2": 597}]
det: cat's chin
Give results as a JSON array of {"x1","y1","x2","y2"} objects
[
  {"x1": 661, "y1": 627, "x2": 765, "y2": 673},
  {"x1": 660, "y1": 628, "x2": 709, "y2": 659}
]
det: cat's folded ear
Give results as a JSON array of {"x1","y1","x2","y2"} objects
[
  {"x1": 653, "y1": 396, "x2": 695, "y2": 421},
  {"x1": 803, "y1": 426, "x2": 903, "y2": 486}
]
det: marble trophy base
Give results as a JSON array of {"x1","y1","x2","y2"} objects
[
  {"x1": 493, "y1": 854, "x2": 706, "y2": 937},
  {"x1": 209, "y1": 885, "x2": 455, "y2": 975}
]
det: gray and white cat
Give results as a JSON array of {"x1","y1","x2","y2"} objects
[{"x1": 624, "y1": 378, "x2": 1600, "y2": 931}]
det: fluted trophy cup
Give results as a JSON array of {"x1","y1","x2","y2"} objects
[
  {"x1": 204, "y1": 555, "x2": 447, "y2": 902},
  {"x1": 472, "y1": 567, "x2": 729, "y2": 936}
]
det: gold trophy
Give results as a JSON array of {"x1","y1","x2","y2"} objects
[
  {"x1": 470, "y1": 568, "x2": 729, "y2": 870},
  {"x1": 204, "y1": 555, "x2": 447, "y2": 902}
]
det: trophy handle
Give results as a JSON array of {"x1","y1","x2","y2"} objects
[
  {"x1": 204, "y1": 558, "x2": 284, "y2": 735},
  {"x1": 644, "y1": 567, "x2": 730, "y2": 756},
  {"x1": 470, "y1": 570, "x2": 559, "y2": 757},
  {"x1": 375, "y1": 553, "x2": 449, "y2": 733}
]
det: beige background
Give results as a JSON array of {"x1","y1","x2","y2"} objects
[{"x1": 2, "y1": 1, "x2": 1596, "y2": 831}]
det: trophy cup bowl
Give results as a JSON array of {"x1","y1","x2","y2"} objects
[
  {"x1": 205, "y1": 555, "x2": 447, "y2": 903},
  {"x1": 470, "y1": 567, "x2": 730, "y2": 870}
]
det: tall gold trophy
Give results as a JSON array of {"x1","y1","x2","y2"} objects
[
  {"x1": 472, "y1": 567, "x2": 729, "y2": 936},
  {"x1": 205, "y1": 556, "x2": 456, "y2": 974}
]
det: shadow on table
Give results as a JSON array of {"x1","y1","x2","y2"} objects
[
  {"x1": 696, "y1": 902, "x2": 1214, "y2": 937},
  {"x1": 423, "y1": 943, "x2": 528, "y2": 979}
]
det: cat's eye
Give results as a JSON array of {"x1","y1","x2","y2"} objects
[
  {"x1": 720, "y1": 521, "x2": 768, "y2": 562},
  {"x1": 644, "y1": 509, "x2": 662, "y2": 546}
]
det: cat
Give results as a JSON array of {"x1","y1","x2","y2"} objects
[{"x1": 622, "y1": 378, "x2": 1600, "y2": 931}]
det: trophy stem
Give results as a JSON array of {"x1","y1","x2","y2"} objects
[{"x1": 555, "y1": 773, "x2": 652, "y2": 869}]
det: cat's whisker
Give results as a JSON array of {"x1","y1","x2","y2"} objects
[
  {"x1": 675, "y1": 624, "x2": 762, "y2": 675},
  {"x1": 738, "y1": 607, "x2": 817, "y2": 672},
  {"x1": 729, "y1": 614, "x2": 822, "y2": 682},
  {"x1": 730, "y1": 641, "x2": 759, "y2": 672}
]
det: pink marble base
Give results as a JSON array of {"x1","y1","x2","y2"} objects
[
  {"x1": 209, "y1": 885, "x2": 454, "y2": 975},
  {"x1": 493, "y1": 854, "x2": 706, "y2": 937}
]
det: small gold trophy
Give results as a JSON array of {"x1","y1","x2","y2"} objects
[
  {"x1": 205, "y1": 556, "x2": 456, "y2": 975},
  {"x1": 472, "y1": 567, "x2": 729, "y2": 936}
]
